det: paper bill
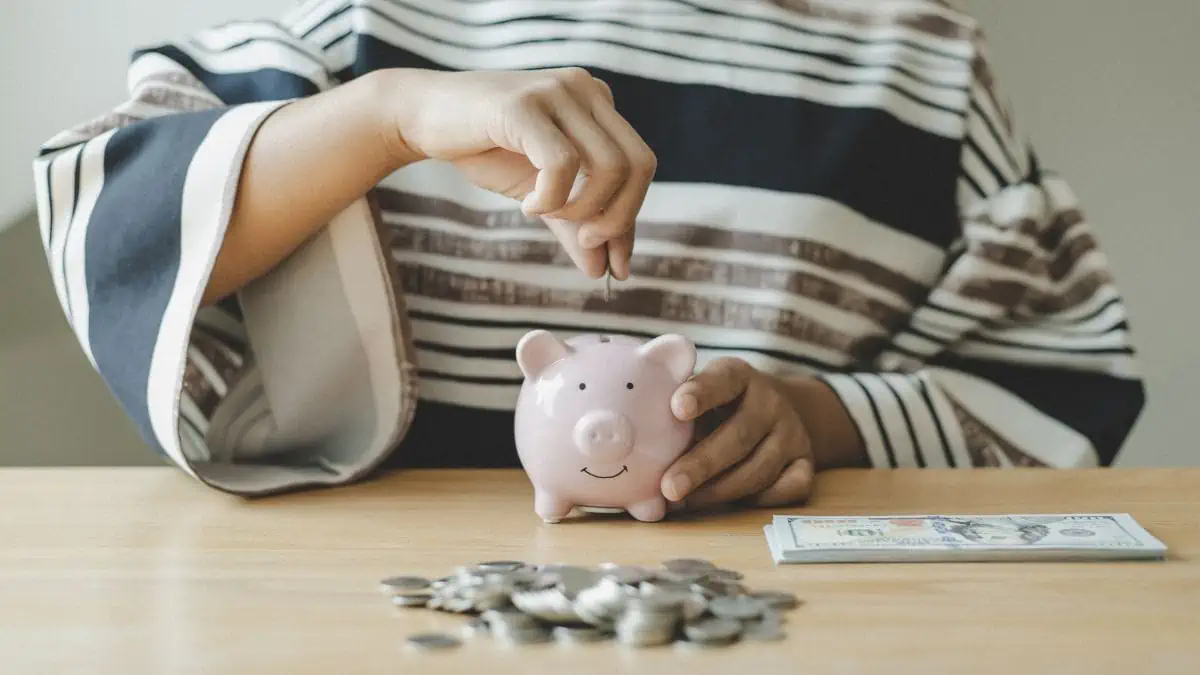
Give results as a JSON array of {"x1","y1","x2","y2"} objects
[{"x1": 764, "y1": 514, "x2": 1167, "y2": 563}]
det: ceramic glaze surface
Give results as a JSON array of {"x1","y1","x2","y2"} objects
[{"x1": 513, "y1": 331, "x2": 697, "y2": 523}]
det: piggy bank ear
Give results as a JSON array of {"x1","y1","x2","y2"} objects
[
  {"x1": 516, "y1": 330, "x2": 573, "y2": 380},
  {"x1": 637, "y1": 334, "x2": 696, "y2": 382}
]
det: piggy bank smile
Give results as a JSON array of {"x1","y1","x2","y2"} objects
[
  {"x1": 581, "y1": 465, "x2": 629, "y2": 480},
  {"x1": 513, "y1": 331, "x2": 697, "y2": 523}
]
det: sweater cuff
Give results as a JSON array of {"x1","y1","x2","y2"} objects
[{"x1": 818, "y1": 372, "x2": 964, "y2": 469}]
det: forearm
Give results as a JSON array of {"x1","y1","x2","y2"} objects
[
  {"x1": 776, "y1": 375, "x2": 870, "y2": 470},
  {"x1": 203, "y1": 70, "x2": 420, "y2": 305}
]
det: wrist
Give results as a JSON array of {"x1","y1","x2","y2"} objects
[
  {"x1": 360, "y1": 68, "x2": 431, "y2": 169},
  {"x1": 776, "y1": 374, "x2": 869, "y2": 471}
]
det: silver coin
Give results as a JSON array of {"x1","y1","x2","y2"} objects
[
  {"x1": 482, "y1": 608, "x2": 528, "y2": 624},
  {"x1": 683, "y1": 618, "x2": 742, "y2": 645},
  {"x1": 750, "y1": 590, "x2": 802, "y2": 611},
  {"x1": 500, "y1": 567, "x2": 541, "y2": 588},
  {"x1": 476, "y1": 560, "x2": 526, "y2": 573},
  {"x1": 573, "y1": 578, "x2": 633, "y2": 626},
  {"x1": 391, "y1": 594, "x2": 430, "y2": 608},
  {"x1": 680, "y1": 593, "x2": 709, "y2": 622},
  {"x1": 495, "y1": 625, "x2": 553, "y2": 645},
  {"x1": 615, "y1": 618, "x2": 677, "y2": 647},
  {"x1": 657, "y1": 569, "x2": 711, "y2": 584},
  {"x1": 463, "y1": 617, "x2": 490, "y2": 637},
  {"x1": 625, "y1": 594, "x2": 685, "y2": 615},
  {"x1": 708, "y1": 595, "x2": 766, "y2": 621},
  {"x1": 706, "y1": 568, "x2": 744, "y2": 582},
  {"x1": 662, "y1": 558, "x2": 715, "y2": 575},
  {"x1": 640, "y1": 578, "x2": 694, "y2": 596},
  {"x1": 742, "y1": 613, "x2": 786, "y2": 642},
  {"x1": 484, "y1": 610, "x2": 541, "y2": 635},
  {"x1": 691, "y1": 580, "x2": 748, "y2": 598},
  {"x1": 555, "y1": 567, "x2": 601, "y2": 598},
  {"x1": 598, "y1": 564, "x2": 655, "y2": 586},
  {"x1": 445, "y1": 596, "x2": 476, "y2": 613},
  {"x1": 554, "y1": 625, "x2": 610, "y2": 643},
  {"x1": 379, "y1": 575, "x2": 431, "y2": 595},
  {"x1": 511, "y1": 588, "x2": 579, "y2": 623},
  {"x1": 406, "y1": 632, "x2": 462, "y2": 651}
]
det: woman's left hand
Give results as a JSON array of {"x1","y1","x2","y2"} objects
[{"x1": 660, "y1": 357, "x2": 816, "y2": 510}]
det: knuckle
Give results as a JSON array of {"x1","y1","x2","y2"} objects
[
  {"x1": 545, "y1": 147, "x2": 579, "y2": 172},
  {"x1": 524, "y1": 78, "x2": 569, "y2": 102},
  {"x1": 632, "y1": 148, "x2": 658, "y2": 176},
  {"x1": 732, "y1": 421, "x2": 756, "y2": 451},
  {"x1": 592, "y1": 77, "x2": 614, "y2": 101},
  {"x1": 506, "y1": 93, "x2": 544, "y2": 118},
  {"x1": 760, "y1": 387, "x2": 785, "y2": 417},
  {"x1": 555, "y1": 66, "x2": 593, "y2": 86},
  {"x1": 596, "y1": 150, "x2": 630, "y2": 176},
  {"x1": 763, "y1": 442, "x2": 788, "y2": 470}
]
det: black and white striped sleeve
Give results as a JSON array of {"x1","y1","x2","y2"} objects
[
  {"x1": 31, "y1": 16, "x2": 414, "y2": 495},
  {"x1": 820, "y1": 30, "x2": 1146, "y2": 469}
]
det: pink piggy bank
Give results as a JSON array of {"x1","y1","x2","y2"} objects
[{"x1": 514, "y1": 330, "x2": 697, "y2": 523}]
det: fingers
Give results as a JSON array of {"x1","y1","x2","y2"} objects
[
  {"x1": 683, "y1": 430, "x2": 790, "y2": 510},
  {"x1": 747, "y1": 457, "x2": 815, "y2": 508},
  {"x1": 574, "y1": 90, "x2": 656, "y2": 276},
  {"x1": 671, "y1": 357, "x2": 754, "y2": 422},
  {"x1": 541, "y1": 90, "x2": 628, "y2": 225},
  {"x1": 542, "y1": 215, "x2": 608, "y2": 278},
  {"x1": 490, "y1": 67, "x2": 653, "y2": 279},
  {"x1": 512, "y1": 110, "x2": 581, "y2": 216},
  {"x1": 607, "y1": 227, "x2": 636, "y2": 280},
  {"x1": 661, "y1": 370, "x2": 768, "y2": 502}
]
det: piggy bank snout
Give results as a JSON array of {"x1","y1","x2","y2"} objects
[{"x1": 573, "y1": 411, "x2": 636, "y2": 462}]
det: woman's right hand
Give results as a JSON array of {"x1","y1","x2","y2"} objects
[{"x1": 372, "y1": 67, "x2": 657, "y2": 280}]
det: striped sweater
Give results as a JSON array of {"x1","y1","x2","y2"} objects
[{"x1": 32, "y1": 0, "x2": 1145, "y2": 495}]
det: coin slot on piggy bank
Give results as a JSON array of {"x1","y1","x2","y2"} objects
[{"x1": 513, "y1": 330, "x2": 697, "y2": 523}]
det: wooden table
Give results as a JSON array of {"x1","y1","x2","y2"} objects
[{"x1": 1, "y1": 468, "x2": 1197, "y2": 675}]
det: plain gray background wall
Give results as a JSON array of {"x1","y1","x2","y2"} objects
[{"x1": 1, "y1": 1, "x2": 1196, "y2": 467}]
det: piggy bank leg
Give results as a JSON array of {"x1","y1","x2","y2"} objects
[
  {"x1": 534, "y1": 489, "x2": 575, "y2": 524},
  {"x1": 626, "y1": 496, "x2": 667, "y2": 523}
]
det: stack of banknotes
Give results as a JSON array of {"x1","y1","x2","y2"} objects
[{"x1": 764, "y1": 513, "x2": 1168, "y2": 563}]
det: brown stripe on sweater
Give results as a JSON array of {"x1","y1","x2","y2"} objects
[
  {"x1": 376, "y1": 188, "x2": 931, "y2": 304},
  {"x1": 968, "y1": 198, "x2": 1085, "y2": 254},
  {"x1": 1046, "y1": 233, "x2": 1099, "y2": 282},
  {"x1": 134, "y1": 85, "x2": 222, "y2": 113},
  {"x1": 945, "y1": 395, "x2": 1048, "y2": 467},
  {"x1": 397, "y1": 264, "x2": 887, "y2": 361},
  {"x1": 141, "y1": 69, "x2": 212, "y2": 93},
  {"x1": 65, "y1": 113, "x2": 146, "y2": 141},
  {"x1": 952, "y1": 268, "x2": 1113, "y2": 314},
  {"x1": 970, "y1": 240, "x2": 1039, "y2": 272},
  {"x1": 766, "y1": 1, "x2": 974, "y2": 41},
  {"x1": 965, "y1": 208, "x2": 1092, "y2": 278},
  {"x1": 388, "y1": 228, "x2": 912, "y2": 331}
]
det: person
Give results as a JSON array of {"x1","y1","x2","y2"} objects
[{"x1": 32, "y1": 0, "x2": 1145, "y2": 511}]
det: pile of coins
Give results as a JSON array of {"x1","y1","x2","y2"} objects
[{"x1": 379, "y1": 559, "x2": 801, "y2": 651}]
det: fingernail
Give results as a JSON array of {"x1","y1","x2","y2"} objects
[
  {"x1": 664, "y1": 473, "x2": 692, "y2": 502},
  {"x1": 675, "y1": 394, "x2": 698, "y2": 419}
]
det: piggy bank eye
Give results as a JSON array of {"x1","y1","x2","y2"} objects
[
  {"x1": 578, "y1": 383, "x2": 587, "y2": 391},
  {"x1": 625, "y1": 382, "x2": 634, "y2": 390}
]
